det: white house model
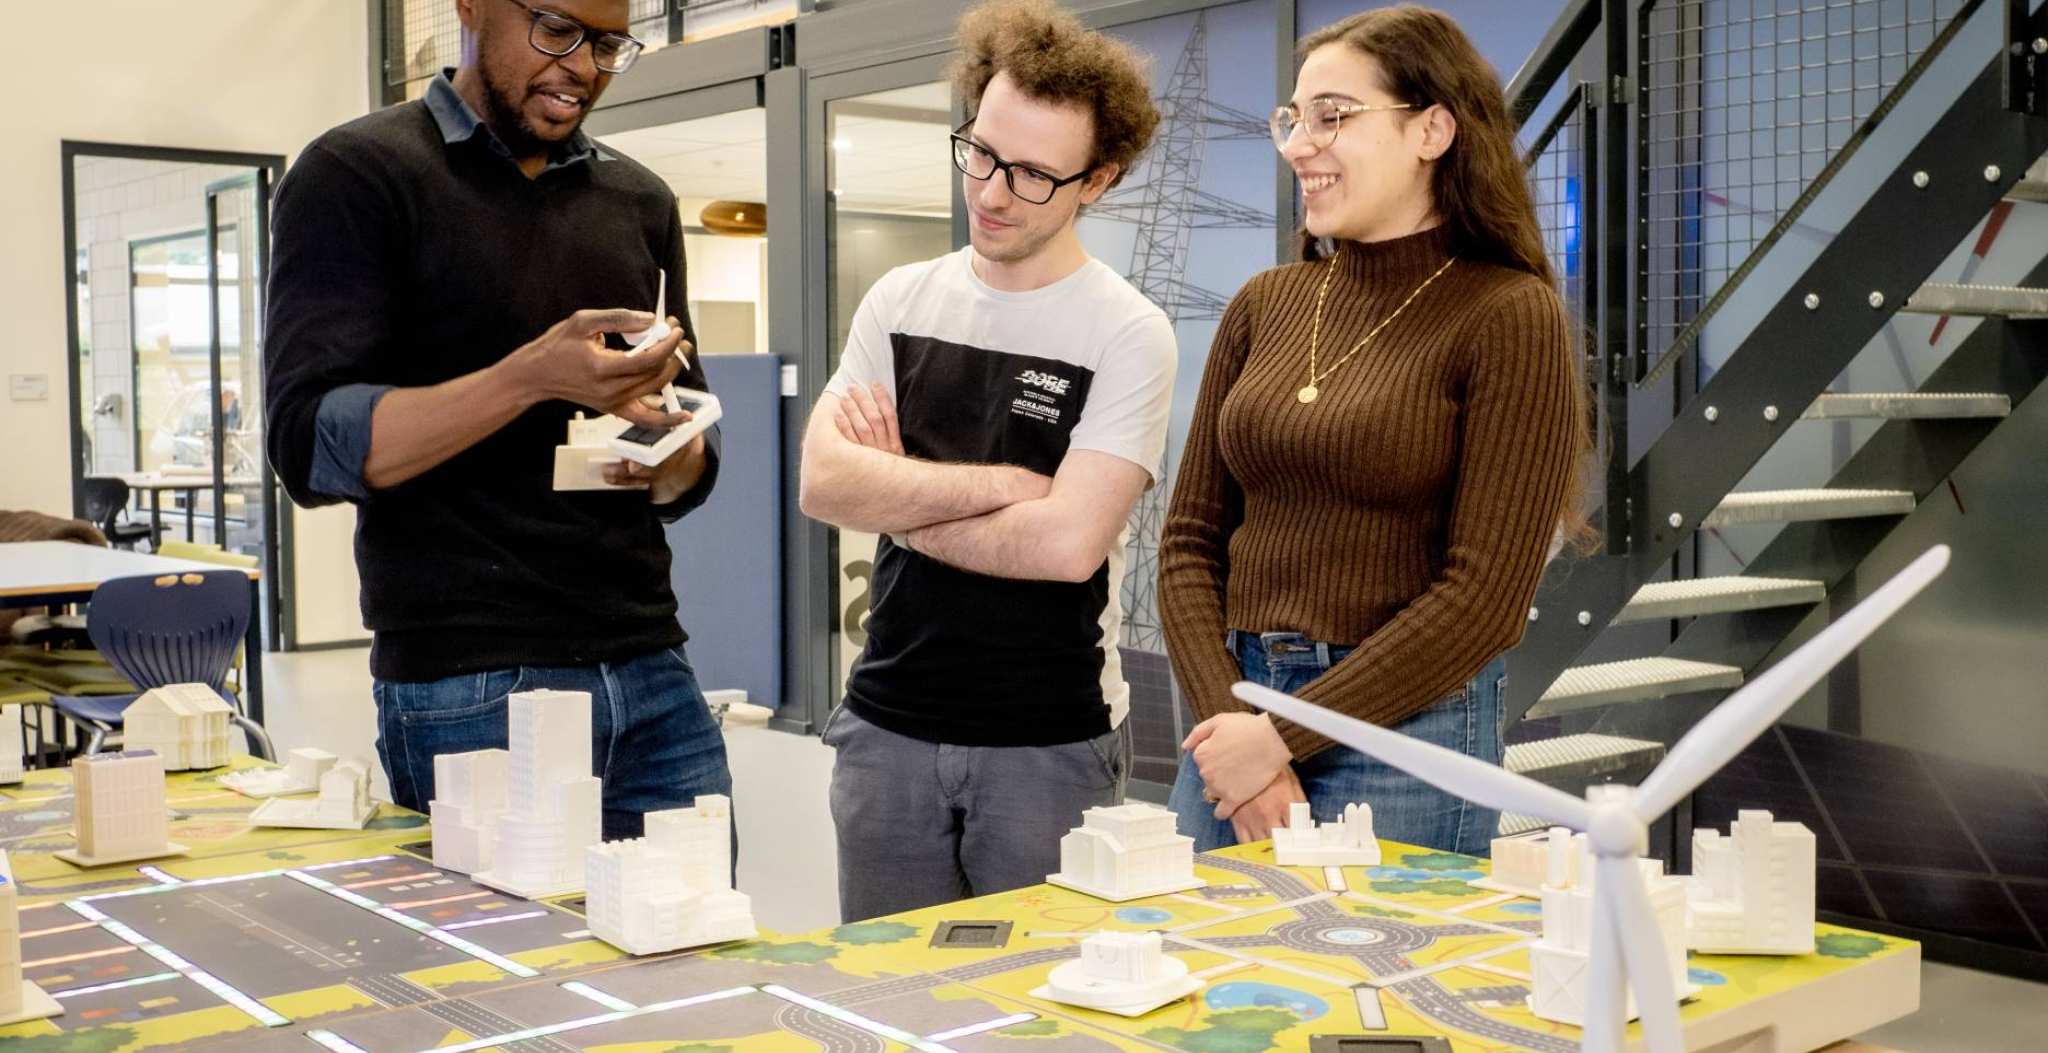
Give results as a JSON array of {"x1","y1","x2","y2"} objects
[
  {"x1": 62, "y1": 750, "x2": 182, "y2": 865},
  {"x1": 430, "y1": 749, "x2": 510, "y2": 875},
  {"x1": 1272, "y1": 801, "x2": 1380, "y2": 866},
  {"x1": 249, "y1": 758, "x2": 376, "y2": 830},
  {"x1": 1048, "y1": 803, "x2": 1203, "y2": 902},
  {"x1": 1475, "y1": 825, "x2": 1587, "y2": 897},
  {"x1": 474, "y1": 690, "x2": 602, "y2": 898},
  {"x1": 122, "y1": 683, "x2": 232, "y2": 770},
  {"x1": 0, "y1": 706, "x2": 23, "y2": 785},
  {"x1": 1686, "y1": 810, "x2": 1817, "y2": 955},
  {"x1": 1032, "y1": 931, "x2": 1202, "y2": 1017},
  {"x1": 1529, "y1": 843, "x2": 1695, "y2": 1027},
  {"x1": 586, "y1": 794, "x2": 755, "y2": 955},
  {"x1": 1, "y1": 850, "x2": 61, "y2": 1024},
  {"x1": 221, "y1": 747, "x2": 337, "y2": 798}
]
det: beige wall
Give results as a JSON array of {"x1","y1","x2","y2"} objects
[{"x1": 0, "y1": 1, "x2": 371, "y2": 642}]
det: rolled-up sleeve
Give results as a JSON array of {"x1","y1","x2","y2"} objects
[{"x1": 308, "y1": 383, "x2": 395, "y2": 502}]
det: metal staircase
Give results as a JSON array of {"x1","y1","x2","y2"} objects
[{"x1": 1497, "y1": 0, "x2": 2048, "y2": 825}]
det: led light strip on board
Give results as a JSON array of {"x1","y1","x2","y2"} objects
[
  {"x1": 759, "y1": 984, "x2": 965, "y2": 1053},
  {"x1": 51, "y1": 971, "x2": 181, "y2": 1000},
  {"x1": 925, "y1": 1012, "x2": 1037, "y2": 1041},
  {"x1": 286, "y1": 869, "x2": 539, "y2": 978},
  {"x1": 62, "y1": 900, "x2": 289, "y2": 1027}
]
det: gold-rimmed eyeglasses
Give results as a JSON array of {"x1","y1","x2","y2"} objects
[{"x1": 1269, "y1": 97, "x2": 1422, "y2": 151}]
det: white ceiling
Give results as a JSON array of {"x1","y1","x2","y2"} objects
[{"x1": 596, "y1": 81, "x2": 953, "y2": 219}]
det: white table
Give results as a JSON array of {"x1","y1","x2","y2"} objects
[
  {"x1": 0, "y1": 540, "x2": 266, "y2": 722},
  {"x1": 100, "y1": 472, "x2": 260, "y2": 542}
]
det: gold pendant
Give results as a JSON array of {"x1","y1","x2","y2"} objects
[{"x1": 1298, "y1": 385, "x2": 1319, "y2": 404}]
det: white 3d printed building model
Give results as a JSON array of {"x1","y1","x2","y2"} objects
[
  {"x1": 474, "y1": 690, "x2": 602, "y2": 898},
  {"x1": 1271, "y1": 801, "x2": 1380, "y2": 866},
  {"x1": 1529, "y1": 842, "x2": 1696, "y2": 1027},
  {"x1": 586, "y1": 794, "x2": 755, "y2": 955},
  {"x1": 430, "y1": 748, "x2": 510, "y2": 875},
  {"x1": 122, "y1": 683, "x2": 232, "y2": 770},
  {"x1": 59, "y1": 750, "x2": 184, "y2": 866},
  {"x1": 221, "y1": 747, "x2": 338, "y2": 798},
  {"x1": 1032, "y1": 931, "x2": 1202, "y2": 1017},
  {"x1": 1686, "y1": 809, "x2": 1818, "y2": 955},
  {"x1": 2, "y1": 850, "x2": 61, "y2": 1025},
  {"x1": 0, "y1": 706, "x2": 22, "y2": 785},
  {"x1": 1048, "y1": 803, "x2": 1203, "y2": 902},
  {"x1": 249, "y1": 758, "x2": 376, "y2": 830},
  {"x1": 1475, "y1": 825, "x2": 1587, "y2": 897}
]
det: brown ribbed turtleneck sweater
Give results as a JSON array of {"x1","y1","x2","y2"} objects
[{"x1": 1159, "y1": 226, "x2": 1577, "y2": 760}]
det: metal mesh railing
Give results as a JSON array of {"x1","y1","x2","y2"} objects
[
  {"x1": 1526, "y1": 89, "x2": 1589, "y2": 313},
  {"x1": 1639, "y1": 0, "x2": 1971, "y2": 377}
]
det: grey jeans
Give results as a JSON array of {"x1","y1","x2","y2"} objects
[{"x1": 824, "y1": 704, "x2": 1131, "y2": 922}]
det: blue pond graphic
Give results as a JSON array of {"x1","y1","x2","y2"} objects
[
  {"x1": 1688, "y1": 967, "x2": 1727, "y2": 986},
  {"x1": 1501, "y1": 901, "x2": 1544, "y2": 915},
  {"x1": 1205, "y1": 982, "x2": 1330, "y2": 1020},
  {"x1": 1115, "y1": 907, "x2": 1174, "y2": 925},
  {"x1": 1365, "y1": 866, "x2": 1486, "y2": 882}
]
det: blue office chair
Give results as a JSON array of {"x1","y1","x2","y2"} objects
[{"x1": 49, "y1": 570, "x2": 274, "y2": 761}]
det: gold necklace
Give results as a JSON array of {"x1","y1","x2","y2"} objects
[{"x1": 1300, "y1": 251, "x2": 1457, "y2": 404}]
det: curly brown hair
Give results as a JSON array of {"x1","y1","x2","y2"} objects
[{"x1": 950, "y1": 0, "x2": 1160, "y2": 188}]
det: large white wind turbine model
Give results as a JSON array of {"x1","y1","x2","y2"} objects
[{"x1": 1234, "y1": 544, "x2": 1951, "y2": 1053}]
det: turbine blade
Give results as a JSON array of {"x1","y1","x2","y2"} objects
[
  {"x1": 1603, "y1": 856, "x2": 1685, "y2": 1053},
  {"x1": 1233, "y1": 683, "x2": 1593, "y2": 830},
  {"x1": 1634, "y1": 544, "x2": 1949, "y2": 819}
]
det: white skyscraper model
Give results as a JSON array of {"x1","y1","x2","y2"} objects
[
  {"x1": 1686, "y1": 810, "x2": 1817, "y2": 955},
  {"x1": 0, "y1": 706, "x2": 23, "y2": 785},
  {"x1": 475, "y1": 691, "x2": 602, "y2": 898},
  {"x1": 1474, "y1": 826, "x2": 1586, "y2": 897},
  {"x1": 586, "y1": 794, "x2": 755, "y2": 955},
  {"x1": 1, "y1": 850, "x2": 62, "y2": 1024},
  {"x1": 1272, "y1": 801, "x2": 1380, "y2": 866},
  {"x1": 1049, "y1": 803, "x2": 1204, "y2": 901},
  {"x1": 1528, "y1": 835, "x2": 1697, "y2": 1028},
  {"x1": 122, "y1": 684, "x2": 232, "y2": 770},
  {"x1": 58, "y1": 750, "x2": 184, "y2": 866},
  {"x1": 430, "y1": 749, "x2": 511, "y2": 875},
  {"x1": 1031, "y1": 931, "x2": 1202, "y2": 1017},
  {"x1": 249, "y1": 758, "x2": 376, "y2": 829},
  {"x1": 221, "y1": 747, "x2": 338, "y2": 798}
]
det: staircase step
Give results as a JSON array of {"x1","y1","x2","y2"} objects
[
  {"x1": 1703, "y1": 488, "x2": 1916, "y2": 527},
  {"x1": 1901, "y1": 282, "x2": 2048, "y2": 318},
  {"x1": 1613, "y1": 576, "x2": 1826, "y2": 624},
  {"x1": 1504, "y1": 732, "x2": 1665, "y2": 789},
  {"x1": 1803, "y1": 392, "x2": 2011, "y2": 420},
  {"x1": 2006, "y1": 156, "x2": 2048, "y2": 203},
  {"x1": 1529, "y1": 658, "x2": 1743, "y2": 718}
]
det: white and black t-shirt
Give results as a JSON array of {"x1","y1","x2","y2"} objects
[{"x1": 828, "y1": 247, "x2": 1177, "y2": 747}]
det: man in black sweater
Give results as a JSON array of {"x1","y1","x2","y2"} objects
[{"x1": 265, "y1": 0, "x2": 731, "y2": 841}]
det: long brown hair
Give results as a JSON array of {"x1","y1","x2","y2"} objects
[{"x1": 1299, "y1": 5, "x2": 1595, "y2": 551}]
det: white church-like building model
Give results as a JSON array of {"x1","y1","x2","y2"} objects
[
  {"x1": 586, "y1": 794, "x2": 755, "y2": 955},
  {"x1": 474, "y1": 690, "x2": 601, "y2": 898},
  {"x1": 61, "y1": 751, "x2": 183, "y2": 865},
  {"x1": 1686, "y1": 809, "x2": 1817, "y2": 955},
  {"x1": 1272, "y1": 801, "x2": 1380, "y2": 866},
  {"x1": 122, "y1": 684, "x2": 232, "y2": 770},
  {"x1": 430, "y1": 748, "x2": 510, "y2": 875},
  {"x1": 249, "y1": 758, "x2": 376, "y2": 830},
  {"x1": 1033, "y1": 931, "x2": 1201, "y2": 1017},
  {"x1": 1528, "y1": 840, "x2": 1695, "y2": 1027},
  {"x1": 1048, "y1": 803, "x2": 1203, "y2": 901}
]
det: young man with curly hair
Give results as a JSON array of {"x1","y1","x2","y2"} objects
[{"x1": 799, "y1": 0, "x2": 1174, "y2": 920}]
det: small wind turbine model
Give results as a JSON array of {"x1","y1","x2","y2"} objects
[{"x1": 1235, "y1": 544, "x2": 1951, "y2": 1053}]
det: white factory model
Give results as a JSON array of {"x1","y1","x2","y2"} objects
[
  {"x1": 220, "y1": 747, "x2": 337, "y2": 798},
  {"x1": 122, "y1": 684, "x2": 232, "y2": 770},
  {"x1": 551, "y1": 413, "x2": 636, "y2": 491},
  {"x1": 1474, "y1": 825, "x2": 1586, "y2": 897},
  {"x1": 474, "y1": 690, "x2": 602, "y2": 899},
  {"x1": 0, "y1": 706, "x2": 22, "y2": 785},
  {"x1": 586, "y1": 794, "x2": 755, "y2": 955},
  {"x1": 1271, "y1": 801, "x2": 1380, "y2": 867},
  {"x1": 58, "y1": 750, "x2": 185, "y2": 866},
  {"x1": 1032, "y1": 931, "x2": 1202, "y2": 1017},
  {"x1": 1236, "y1": 545, "x2": 1951, "y2": 1053},
  {"x1": 1528, "y1": 837, "x2": 1696, "y2": 1027},
  {"x1": 249, "y1": 758, "x2": 376, "y2": 830},
  {"x1": 1, "y1": 850, "x2": 61, "y2": 1025},
  {"x1": 430, "y1": 749, "x2": 511, "y2": 875},
  {"x1": 1686, "y1": 810, "x2": 1818, "y2": 955},
  {"x1": 1049, "y1": 803, "x2": 1203, "y2": 902}
]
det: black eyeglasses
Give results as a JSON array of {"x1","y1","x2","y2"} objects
[
  {"x1": 499, "y1": 0, "x2": 645, "y2": 75},
  {"x1": 950, "y1": 125, "x2": 1094, "y2": 206}
]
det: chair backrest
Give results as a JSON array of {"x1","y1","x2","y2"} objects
[
  {"x1": 78, "y1": 477, "x2": 132, "y2": 533},
  {"x1": 85, "y1": 571, "x2": 250, "y2": 696}
]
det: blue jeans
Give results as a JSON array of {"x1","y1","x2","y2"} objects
[
  {"x1": 373, "y1": 645, "x2": 732, "y2": 842},
  {"x1": 1169, "y1": 630, "x2": 1505, "y2": 857}
]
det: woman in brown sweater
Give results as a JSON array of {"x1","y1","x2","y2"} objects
[{"x1": 1160, "y1": 5, "x2": 1587, "y2": 856}]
